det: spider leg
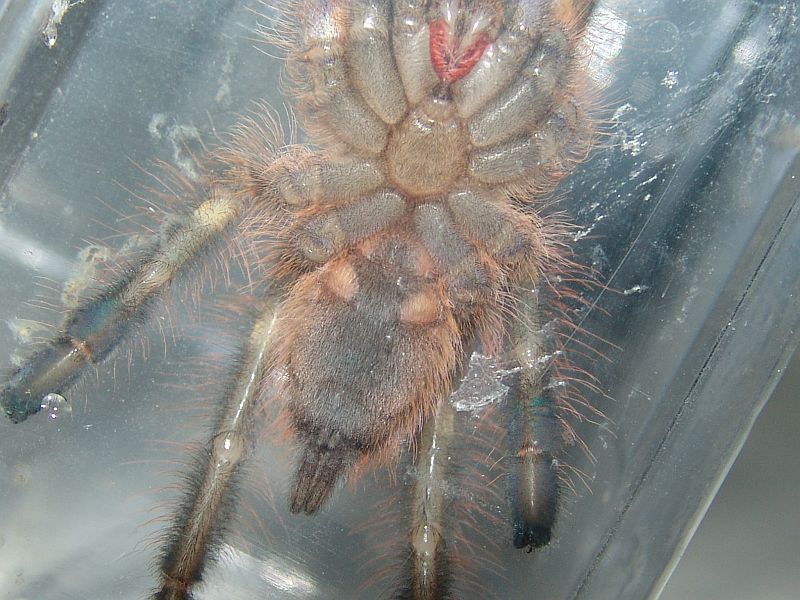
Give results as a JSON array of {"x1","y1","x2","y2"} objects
[
  {"x1": 347, "y1": 0, "x2": 409, "y2": 125},
  {"x1": 0, "y1": 188, "x2": 243, "y2": 423},
  {"x1": 235, "y1": 145, "x2": 402, "y2": 274},
  {"x1": 390, "y1": 1, "x2": 438, "y2": 106},
  {"x1": 468, "y1": 99, "x2": 582, "y2": 187},
  {"x1": 464, "y1": 28, "x2": 573, "y2": 148},
  {"x1": 258, "y1": 151, "x2": 385, "y2": 211},
  {"x1": 155, "y1": 300, "x2": 279, "y2": 600},
  {"x1": 288, "y1": 189, "x2": 407, "y2": 266},
  {"x1": 284, "y1": 1, "x2": 398, "y2": 155},
  {"x1": 506, "y1": 285, "x2": 563, "y2": 551},
  {"x1": 397, "y1": 397, "x2": 456, "y2": 600}
]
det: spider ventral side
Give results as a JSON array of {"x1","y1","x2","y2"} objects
[{"x1": 1, "y1": 1, "x2": 601, "y2": 599}]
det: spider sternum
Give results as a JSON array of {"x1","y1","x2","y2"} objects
[{"x1": 385, "y1": 92, "x2": 468, "y2": 200}]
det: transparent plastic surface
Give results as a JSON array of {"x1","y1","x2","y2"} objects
[{"x1": 0, "y1": 1, "x2": 798, "y2": 599}]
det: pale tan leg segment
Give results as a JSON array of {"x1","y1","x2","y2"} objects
[
  {"x1": 1, "y1": 189, "x2": 243, "y2": 423},
  {"x1": 155, "y1": 301, "x2": 279, "y2": 600}
]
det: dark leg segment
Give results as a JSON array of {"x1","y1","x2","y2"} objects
[
  {"x1": 506, "y1": 287, "x2": 562, "y2": 551},
  {"x1": 506, "y1": 378, "x2": 560, "y2": 549},
  {"x1": 1, "y1": 190, "x2": 242, "y2": 423},
  {"x1": 155, "y1": 302, "x2": 278, "y2": 600}
]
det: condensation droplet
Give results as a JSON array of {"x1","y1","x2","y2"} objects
[{"x1": 40, "y1": 393, "x2": 71, "y2": 420}]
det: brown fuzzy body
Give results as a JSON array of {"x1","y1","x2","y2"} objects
[
  {"x1": 0, "y1": 2, "x2": 598, "y2": 598},
  {"x1": 238, "y1": 0, "x2": 596, "y2": 518}
]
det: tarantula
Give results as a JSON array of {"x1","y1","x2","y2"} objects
[{"x1": 1, "y1": 1, "x2": 602, "y2": 598}]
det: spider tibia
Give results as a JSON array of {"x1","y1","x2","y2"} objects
[
  {"x1": 0, "y1": 338, "x2": 87, "y2": 423},
  {"x1": 157, "y1": 303, "x2": 278, "y2": 599}
]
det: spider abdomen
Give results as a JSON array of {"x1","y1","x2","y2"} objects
[{"x1": 277, "y1": 237, "x2": 462, "y2": 514}]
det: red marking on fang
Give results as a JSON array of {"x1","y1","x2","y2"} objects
[{"x1": 429, "y1": 19, "x2": 491, "y2": 84}]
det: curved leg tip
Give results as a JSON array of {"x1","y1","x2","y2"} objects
[{"x1": 513, "y1": 523, "x2": 553, "y2": 551}]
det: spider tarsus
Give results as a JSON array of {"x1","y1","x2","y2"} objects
[
  {"x1": 506, "y1": 379, "x2": 561, "y2": 553},
  {"x1": 0, "y1": 338, "x2": 82, "y2": 422},
  {"x1": 514, "y1": 523, "x2": 553, "y2": 551}
]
